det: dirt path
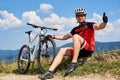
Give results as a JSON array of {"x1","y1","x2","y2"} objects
[{"x1": 0, "y1": 73, "x2": 119, "y2": 80}]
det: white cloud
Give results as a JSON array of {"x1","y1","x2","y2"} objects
[
  {"x1": 113, "y1": 19, "x2": 120, "y2": 27},
  {"x1": 40, "y1": 3, "x2": 53, "y2": 13},
  {"x1": 0, "y1": 8, "x2": 119, "y2": 42},
  {"x1": 43, "y1": 13, "x2": 77, "y2": 35},
  {"x1": 95, "y1": 23, "x2": 114, "y2": 36},
  {"x1": 87, "y1": 13, "x2": 114, "y2": 36},
  {"x1": 22, "y1": 11, "x2": 43, "y2": 25},
  {"x1": 87, "y1": 13, "x2": 102, "y2": 23},
  {"x1": 112, "y1": 19, "x2": 120, "y2": 35},
  {"x1": 108, "y1": 10, "x2": 120, "y2": 15},
  {"x1": 43, "y1": 13, "x2": 60, "y2": 25},
  {"x1": 0, "y1": 10, "x2": 21, "y2": 29},
  {"x1": 86, "y1": 12, "x2": 120, "y2": 41}
]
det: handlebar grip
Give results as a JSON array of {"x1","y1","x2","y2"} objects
[
  {"x1": 27, "y1": 23, "x2": 38, "y2": 28},
  {"x1": 53, "y1": 28, "x2": 58, "y2": 31},
  {"x1": 27, "y1": 23, "x2": 31, "y2": 25},
  {"x1": 27, "y1": 23, "x2": 30, "y2": 25}
]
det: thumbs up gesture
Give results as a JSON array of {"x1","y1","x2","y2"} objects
[{"x1": 103, "y1": 12, "x2": 108, "y2": 23}]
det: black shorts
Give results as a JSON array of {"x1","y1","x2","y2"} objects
[
  {"x1": 78, "y1": 48, "x2": 93, "y2": 58},
  {"x1": 70, "y1": 48, "x2": 93, "y2": 58}
]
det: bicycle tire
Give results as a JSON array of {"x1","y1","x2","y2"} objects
[
  {"x1": 18, "y1": 45, "x2": 30, "y2": 74},
  {"x1": 37, "y1": 36, "x2": 57, "y2": 73}
]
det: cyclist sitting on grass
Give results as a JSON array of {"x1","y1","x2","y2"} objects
[{"x1": 38, "y1": 8, "x2": 108, "y2": 79}]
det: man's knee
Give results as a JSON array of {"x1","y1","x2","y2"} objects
[
  {"x1": 73, "y1": 34, "x2": 80, "y2": 39},
  {"x1": 59, "y1": 48, "x2": 68, "y2": 56},
  {"x1": 73, "y1": 34, "x2": 84, "y2": 42}
]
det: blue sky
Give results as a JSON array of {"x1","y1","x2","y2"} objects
[{"x1": 0, "y1": 0, "x2": 120, "y2": 50}]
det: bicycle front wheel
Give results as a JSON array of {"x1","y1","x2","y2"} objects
[
  {"x1": 18, "y1": 45, "x2": 30, "y2": 74},
  {"x1": 37, "y1": 37, "x2": 57, "y2": 73}
]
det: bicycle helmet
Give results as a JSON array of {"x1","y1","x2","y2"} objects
[{"x1": 75, "y1": 8, "x2": 87, "y2": 15}]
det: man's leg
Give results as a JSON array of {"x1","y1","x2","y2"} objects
[
  {"x1": 39, "y1": 47, "x2": 71, "y2": 79},
  {"x1": 65, "y1": 34, "x2": 84, "y2": 74},
  {"x1": 49, "y1": 47, "x2": 71, "y2": 72},
  {"x1": 72, "y1": 34, "x2": 84, "y2": 63},
  {"x1": 49, "y1": 48, "x2": 70, "y2": 72}
]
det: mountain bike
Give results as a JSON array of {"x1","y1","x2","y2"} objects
[{"x1": 18, "y1": 23, "x2": 58, "y2": 74}]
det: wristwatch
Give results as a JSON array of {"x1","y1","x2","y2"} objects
[{"x1": 53, "y1": 35, "x2": 55, "y2": 39}]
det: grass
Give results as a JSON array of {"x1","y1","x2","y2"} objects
[
  {"x1": 73, "y1": 60, "x2": 120, "y2": 76},
  {"x1": 57, "y1": 50, "x2": 120, "y2": 76},
  {"x1": 0, "y1": 60, "x2": 18, "y2": 73},
  {"x1": 0, "y1": 50, "x2": 120, "y2": 76}
]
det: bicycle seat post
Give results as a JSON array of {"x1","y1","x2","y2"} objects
[{"x1": 25, "y1": 31, "x2": 32, "y2": 43}]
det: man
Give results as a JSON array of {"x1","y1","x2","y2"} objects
[{"x1": 38, "y1": 8, "x2": 108, "y2": 79}]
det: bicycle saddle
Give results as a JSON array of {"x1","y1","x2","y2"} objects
[{"x1": 25, "y1": 31, "x2": 32, "y2": 35}]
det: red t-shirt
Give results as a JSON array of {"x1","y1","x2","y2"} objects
[{"x1": 70, "y1": 22, "x2": 95, "y2": 51}]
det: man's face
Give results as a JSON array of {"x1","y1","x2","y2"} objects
[{"x1": 76, "y1": 14, "x2": 86, "y2": 23}]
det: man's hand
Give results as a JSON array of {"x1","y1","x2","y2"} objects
[
  {"x1": 103, "y1": 12, "x2": 108, "y2": 23},
  {"x1": 47, "y1": 35, "x2": 55, "y2": 39}
]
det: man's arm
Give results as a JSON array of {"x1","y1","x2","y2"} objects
[
  {"x1": 54, "y1": 33, "x2": 71, "y2": 40},
  {"x1": 93, "y1": 22, "x2": 107, "y2": 30},
  {"x1": 93, "y1": 12, "x2": 108, "y2": 30}
]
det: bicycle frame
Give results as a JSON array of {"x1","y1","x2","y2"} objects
[
  {"x1": 27, "y1": 29, "x2": 44, "y2": 62},
  {"x1": 21, "y1": 23, "x2": 58, "y2": 62}
]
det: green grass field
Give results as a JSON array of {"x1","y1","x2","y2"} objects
[{"x1": 0, "y1": 50, "x2": 120, "y2": 76}]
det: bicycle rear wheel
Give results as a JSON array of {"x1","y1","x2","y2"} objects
[
  {"x1": 18, "y1": 45, "x2": 30, "y2": 74},
  {"x1": 37, "y1": 37, "x2": 57, "y2": 73}
]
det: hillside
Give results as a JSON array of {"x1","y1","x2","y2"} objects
[
  {"x1": 0, "y1": 50, "x2": 19, "y2": 63},
  {"x1": 95, "y1": 41, "x2": 120, "y2": 53},
  {"x1": 0, "y1": 50, "x2": 120, "y2": 80},
  {"x1": 58, "y1": 41, "x2": 120, "y2": 53},
  {"x1": 0, "y1": 41, "x2": 120, "y2": 63}
]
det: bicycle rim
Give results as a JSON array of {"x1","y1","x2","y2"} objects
[
  {"x1": 18, "y1": 45, "x2": 30, "y2": 74},
  {"x1": 37, "y1": 37, "x2": 56, "y2": 73}
]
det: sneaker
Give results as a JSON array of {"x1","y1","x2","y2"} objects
[
  {"x1": 65, "y1": 62, "x2": 78, "y2": 74},
  {"x1": 38, "y1": 70, "x2": 54, "y2": 79}
]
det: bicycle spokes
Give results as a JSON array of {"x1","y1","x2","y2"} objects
[
  {"x1": 20, "y1": 50, "x2": 29, "y2": 61},
  {"x1": 18, "y1": 45, "x2": 30, "y2": 74},
  {"x1": 37, "y1": 37, "x2": 56, "y2": 72},
  {"x1": 41, "y1": 40, "x2": 53, "y2": 59}
]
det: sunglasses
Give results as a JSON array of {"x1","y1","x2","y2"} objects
[{"x1": 76, "y1": 14, "x2": 86, "y2": 17}]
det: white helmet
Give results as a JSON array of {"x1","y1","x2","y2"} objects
[{"x1": 75, "y1": 8, "x2": 87, "y2": 15}]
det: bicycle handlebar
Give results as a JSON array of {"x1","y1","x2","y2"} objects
[{"x1": 27, "y1": 23, "x2": 58, "y2": 31}]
